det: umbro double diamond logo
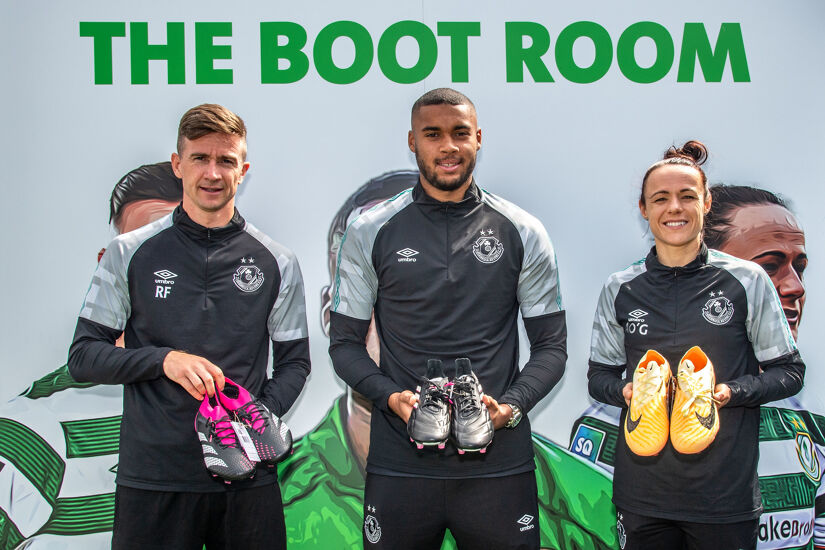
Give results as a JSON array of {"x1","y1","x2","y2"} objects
[
  {"x1": 153, "y1": 269, "x2": 177, "y2": 299},
  {"x1": 517, "y1": 514, "x2": 535, "y2": 532},
  {"x1": 397, "y1": 248, "x2": 418, "y2": 263}
]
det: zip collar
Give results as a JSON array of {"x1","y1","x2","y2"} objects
[
  {"x1": 172, "y1": 204, "x2": 246, "y2": 241},
  {"x1": 645, "y1": 243, "x2": 709, "y2": 276},
  {"x1": 411, "y1": 180, "x2": 482, "y2": 212}
]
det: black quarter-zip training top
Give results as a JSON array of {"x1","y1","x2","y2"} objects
[
  {"x1": 588, "y1": 245, "x2": 804, "y2": 522},
  {"x1": 69, "y1": 205, "x2": 310, "y2": 492},
  {"x1": 329, "y1": 182, "x2": 566, "y2": 478}
]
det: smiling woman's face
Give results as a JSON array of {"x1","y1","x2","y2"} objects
[{"x1": 718, "y1": 203, "x2": 807, "y2": 340}]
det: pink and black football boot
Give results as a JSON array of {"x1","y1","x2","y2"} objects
[
  {"x1": 218, "y1": 378, "x2": 293, "y2": 465},
  {"x1": 195, "y1": 393, "x2": 256, "y2": 482}
]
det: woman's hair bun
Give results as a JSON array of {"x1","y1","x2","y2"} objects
[{"x1": 663, "y1": 140, "x2": 708, "y2": 166}]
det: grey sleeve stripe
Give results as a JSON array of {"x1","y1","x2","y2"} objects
[
  {"x1": 708, "y1": 250, "x2": 798, "y2": 362},
  {"x1": 244, "y1": 224, "x2": 309, "y2": 342},
  {"x1": 589, "y1": 262, "x2": 646, "y2": 367},
  {"x1": 78, "y1": 214, "x2": 173, "y2": 331},
  {"x1": 332, "y1": 189, "x2": 414, "y2": 320},
  {"x1": 481, "y1": 191, "x2": 562, "y2": 318}
]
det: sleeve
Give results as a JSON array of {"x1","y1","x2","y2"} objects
[
  {"x1": 260, "y1": 249, "x2": 310, "y2": 417},
  {"x1": 328, "y1": 222, "x2": 401, "y2": 412},
  {"x1": 725, "y1": 268, "x2": 805, "y2": 407},
  {"x1": 587, "y1": 277, "x2": 629, "y2": 408},
  {"x1": 499, "y1": 311, "x2": 566, "y2": 413},
  {"x1": 68, "y1": 240, "x2": 171, "y2": 384},
  {"x1": 329, "y1": 312, "x2": 402, "y2": 413},
  {"x1": 516, "y1": 219, "x2": 563, "y2": 318},
  {"x1": 496, "y1": 223, "x2": 565, "y2": 412}
]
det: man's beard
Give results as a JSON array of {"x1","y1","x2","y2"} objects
[{"x1": 416, "y1": 154, "x2": 476, "y2": 193}]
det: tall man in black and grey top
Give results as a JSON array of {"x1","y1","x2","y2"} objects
[
  {"x1": 68, "y1": 104, "x2": 310, "y2": 550},
  {"x1": 329, "y1": 88, "x2": 565, "y2": 550}
]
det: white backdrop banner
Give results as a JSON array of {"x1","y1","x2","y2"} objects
[{"x1": 1, "y1": 2, "x2": 822, "y2": 549}]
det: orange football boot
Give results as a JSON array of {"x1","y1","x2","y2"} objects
[
  {"x1": 671, "y1": 346, "x2": 720, "y2": 454},
  {"x1": 624, "y1": 350, "x2": 671, "y2": 456}
]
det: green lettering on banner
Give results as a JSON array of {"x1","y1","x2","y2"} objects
[
  {"x1": 314, "y1": 21, "x2": 373, "y2": 84},
  {"x1": 195, "y1": 22, "x2": 233, "y2": 84},
  {"x1": 617, "y1": 22, "x2": 674, "y2": 83},
  {"x1": 436, "y1": 22, "x2": 480, "y2": 83},
  {"x1": 79, "y1": 22, "x2": 126, "y2": 85},
  {"x1": 129, "y1": 22, "x2": 185, "y2": 84},
  {"x1": 260, "y1": 22, "x2": 309, "y2": 84},
  {"x1": 377, "y1": 21, "x2": 437, "y2": 84},
  {"x1": 677, "y1": 23, "x2": 750, "y2": 82},
  {"x1": 505, "y1": 22, "x2": 554, "y2": 83},
  {"x1": 555, "y1": 21, "x2": 612, "y2": 84}
]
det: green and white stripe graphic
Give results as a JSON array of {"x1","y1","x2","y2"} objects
[{"x1": 61, "y1": 416, "x2": 121, "y2": 459}]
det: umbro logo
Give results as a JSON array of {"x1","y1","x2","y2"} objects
[
  {"x1": 517, "y1": 514, "x2": 535, "y2": 532},
  {"x1": 153, "y1": 269, "x2": 176, "y2": 300},
  {"x1": 517, "y1": 515, "x2": 533, "y2": 526},
  {"x1": 397, "y1": 248, "x2": 418, "y2": 263},
  {"x1": 626, "y1": 309, "x2": 650, "y2": 335}
]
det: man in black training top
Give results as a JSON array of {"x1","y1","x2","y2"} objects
[
  {"x1": 329, "y1": 88, "x2": 567, "y2": 550},
  {"x1": 68, "y1": 104, "x2": 310, "y2": 550}
]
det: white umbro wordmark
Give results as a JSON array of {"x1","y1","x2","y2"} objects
[
  {"x1": 517, "y1": 514, "x2": 535, "y2": 532},
  {"x1": 397, "y1": 248, "x2": 418, "y2": 263},
  {"x1": 153, "y1": 269, "x2": 177, "y2": 299}
]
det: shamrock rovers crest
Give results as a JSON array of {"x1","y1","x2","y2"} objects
[
  {"x1": 233, "y1": 257, "x2": 265, "y2": 292},
  {"x1": 701, "y1": 290, "x2": 734, "y2": 325},
  {"x1": 364, "y1": 505, "x2": 382, "y2": 544},
  {"x1": 473, "y1": 229, "x2": 504, "y2": 264}
]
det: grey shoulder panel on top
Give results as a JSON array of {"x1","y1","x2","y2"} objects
[
  {"x1": 78, "y1": 213, "x2": 174, "y2": 331},
  {"x1": 332, "y1": 189, "x2": 414, "y2": 320},
  {"x1": 707, "y1": 249, "x2": 797, "y2": 362},
  {"x1": 243, "y1": 222, "x2": 309, "y2": 342},
  {"x1": 480, "y1": 189, "x2": 563, "y2": 317}
]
